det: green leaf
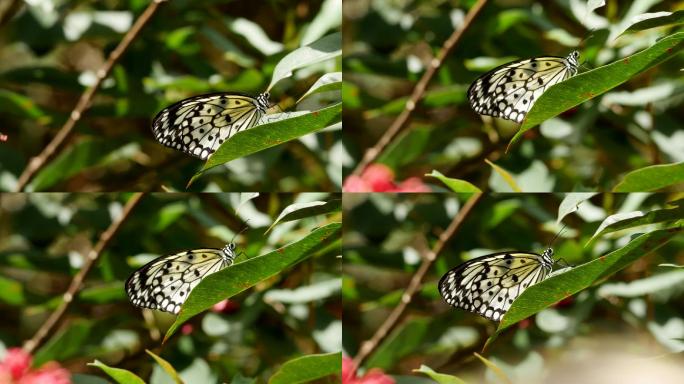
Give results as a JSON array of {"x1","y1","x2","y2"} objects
[
  {"x1": 613, "y1": 162, "x2": 684, "y2": 192},
  {"x1": 268, "y1": 32, "x2": 341, "y2": 90},
  {"x1": 485, "y1": 159, "x2": 521, "y2": 192},
  {"x1": 366, "y1": 317, "x2": 430, "y2": 370},
  {"x1": 622, "y1": 10, "x2": 684, "y2": 35},
  {"x1": 487, "y1": 226, "x2": 682, "y2": 346},
  {"x1": 413, "y1": 365, "x2": 469, "y2": 384},
  {"x1": 508, "y1": 32, "x2": 684, "y2": 150},
  {"x1": 0, "y1": 89, "x2": 49, "y2": 120},
  {"x1": 268, "y1": 352, "x2": 341, "y2": 384},
  {"x1": 0, "y1": 275, "x2": 25, "y2": 305},
  {"x1": 473, "y1": 353, "x2": 512, "y2": 384},
  {"x1": 29, "y1": 139, "x2": 133, "y2": 191},
  {"x1": 589, "y1": 202, "x2": 684, "y2": 242},
  {"x1": 297, "y1": 72, "x2": 342, "y2": 103},
  {"x1": 659, "y1": 264, "x2": 684, "y2": 269},
  {"x1": 189, "y1": 102, "x2": 341, "y2": 186},
  {"x1": 88, "y1": 360, "x2": 146, "y2": 384},
  {"x1": 146, "y1": 350, "x2": 183, "y2": 384},
  {"x1": 426, "y1": 171, "x2": 482, "y2": 192},
  {"x1": 266, "y1": 199, "x2": 341, "y2": 233},
  {"x1": 79, "y1": 282, "x2": 126, "y2": 303},
  {"x1": 557, "y1": 193, "x2": 597, "y2": 223},
  {"x1": 34, "y1": 320, "x2": 92, "y2": 366},
  {"x1": 165, "y1": 222, "x2": 341, "y2": 340},
  {"x1": 597, "y1": 270, "x2": 684, "y2": 298}
]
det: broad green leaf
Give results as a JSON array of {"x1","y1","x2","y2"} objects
[
  {"x1": 508, "y1": 32, "x2": 684, "y2": 149},
  {"x1": 266, "y1": 199, "x2": 341, "y2": 233},
  {"x1": 268, "y1": 352, "x2": 341, "y2": 384},
  {"x1": 485, "y1": 159, "x2": 521, "y2": 192},
  {"x1": 189, "y1": 102, "x2": 341, "y2": 186},
  {"x1": 165, "y1": 222, "x2": 341, "y2": 340},
  {"x1": 613, "y1": 162, "x2": 684, "y2": 192},
  {"x1": 473, "y1": 353, "x2": 512, "y2": 384},
  {"x1": 268, "y1": 32, "x2": 341, "y2": 91},
  {"x1": 146, "y1": 350, "x2": 183, "y2": 384},
  {"x1": 590, "y1": 202, "x2": 684, "y2": 241},
  {"x1": 88, "y1": 360, "x2": 145, "y2": 384},
  {"x1": 622, "y1": 10, "x2": 684, "y2": 35},
  {"x1": 297, "y1": 72, "x2": 342, "y2": 103},
  {"x1": 413, "y1": 365, "x2": 469, "y2": 384},
  {"x1": 487, "y1": 226, "x2": 682, "y2": 346},
  {"x1": 557, "y1": 193, "x2": 597, "y2": 223},
  {"x1": 426, "y1": 171, "x2": 482, "y2": 193}
]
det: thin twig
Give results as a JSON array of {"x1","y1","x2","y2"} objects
[
  {"x1": 14, "y1": 0, "x2": 167, "y2": 192},
  {"x1": 351, "y1": 193, "x2": 483, "y2": 368},
  {"x1": 350, "y1": 0, "x2": 488, "y2": 177},
  {"x1": 23, "y1": 193, "x2": 145, "y2": 354}
]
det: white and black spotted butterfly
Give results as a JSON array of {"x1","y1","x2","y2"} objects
[
  {"x1": 125, "y1": 243, "x2": 237, "y2": 314},
  {"x1": 468, "y1": 51, "x2": 579, "y2": 123},
  {"x1": 152, "y1": 92, "x2": 270, "y2": 160},
  {"x1": 438, "y1": 248, "x2": 555, "y2": 322}
]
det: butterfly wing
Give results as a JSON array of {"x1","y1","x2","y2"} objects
[
  {"x1": 468, "y1": 52, "x2": 579, "y2": 123},
  {"x1": 126, "y1": 248, "x2": 232, "y2": 314},
  {"x1": 152, "y1": 92, "x2": 269, "y2": 160},
  {"x1": 438, "y1": 251, "x2": 553, "y2": 321}
]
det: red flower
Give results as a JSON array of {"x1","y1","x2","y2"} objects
[
  {"x1": 342, "y1": 356, "x2": 395, "y2": 384},
  {"x1": 343, "y1": 164, "x2": 429, "y2": 193},
  {"x1": 0, "y1": 348, "x2": 70, "y2": 384}
]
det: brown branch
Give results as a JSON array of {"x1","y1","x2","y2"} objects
[
  {"x1": 351, "y1": 193, "x2": 483, "y2": 368},
  {"x1": 350, "y1": 0, "x2": 488, "y2": 177},
  {"x1": 23, "y1": 193, "x2": 146, "y2": 354},
  {"x1": 14, "y1": 0, "x2": 167, "y2": 192}
]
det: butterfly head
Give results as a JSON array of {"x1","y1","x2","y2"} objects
[
  {"x1": 565, "y1": 51, "x2": 580, "y2": 74},
  {"x1": 222, "y1": 242, "x2": 237, "y2": 263},
  {"x1": 256, "y1": 92, "x2": 270, "y2": 113},
  {"x1": 540, "y1": 247, "x2": 555, "y2": 270}
]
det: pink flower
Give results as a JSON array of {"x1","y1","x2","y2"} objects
[
  {"x1": 342, "y1": 357, "x2": 394, "y2": 384},
  {"x1": 181, "y1": 324, "x2": 194, "y2": 335},
  {"x1": 343, "y1": 164, "x2": 429, "y2": 193},
  {"x1": 212, "y1": 299, "x2": 240, "y2": 314},
  {"x1": 19, "y1": 363, "x2": 71, "y2": 384},
  {"x1": 0, "y1": 348, "x2": 70, "y2": 384}
]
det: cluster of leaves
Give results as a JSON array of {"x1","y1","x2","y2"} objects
[
  {"x1": 0, "y1": 192, "x2": 342, "y2": 383},
  {"x1": 343, "y1": 1, "x2": 684, "y2": 192},
  {"x1": 0, "y1": 0, "x2": 341, "y2": 192},
  {"x1": 343, "y1": 193, "x2": 684, "y2": 382}
]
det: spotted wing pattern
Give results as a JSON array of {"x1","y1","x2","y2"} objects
[
  {"x1": 152, "y1": 92, "x2": 270, "y2": 160},
  {"x1": 125, "y1": 243, "x2": 237, "y2": 314},
  {"x1": 438, "y1": 249, "x2": 554, "y2": 321},
  {"x1": 468, "y1": 51, "x2": 579, "y2": 123}
]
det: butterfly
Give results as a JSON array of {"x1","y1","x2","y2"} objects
[
  {"x1": 125, "y1": 243, "x2": 238, "y2": 314},
  {"x1": 152, "y1": 92, "x2": 270, "y2": 160},
  {"x1": 438, "y1": 248, "x2": 555, "y2": 321},
  {"x1": 468, "y1": 51, "x2": 579, "y2": 123}
]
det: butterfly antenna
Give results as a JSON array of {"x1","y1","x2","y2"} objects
[
  {"x1": 230, "y1": 222, "x2": 250, "y2": 244},
  {"x1": 548, "y1": 223, "x2": 567, "y2": 249}
]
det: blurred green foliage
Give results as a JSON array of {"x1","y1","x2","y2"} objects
[
  {"x1": 342, "y1": 0, "x2": 684, "y2": 192},
  {"x1": 343, "y1": 193, "x2": 684, "y2": 382},
  {"x1": 0, "y1": 0, "x2": 342, "y2": 192},
  {"x1": 0, "y1": 192, "x2": 341, "y2": 382}
]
